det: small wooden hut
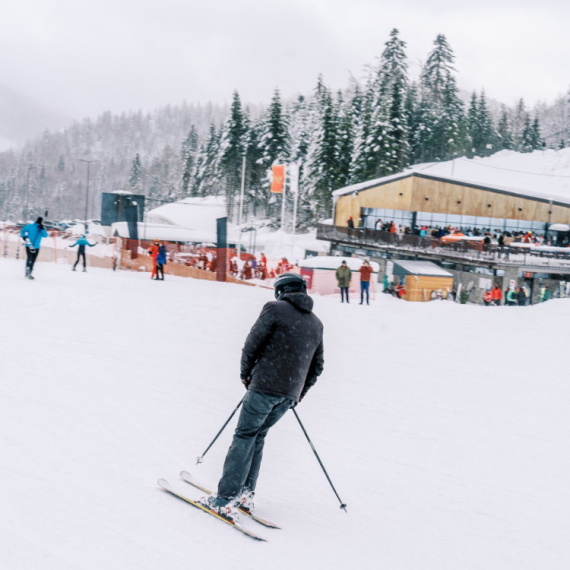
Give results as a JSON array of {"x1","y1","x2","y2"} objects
[{"x1": 392, "y1": 260, "x2": 454, "y2": 302}]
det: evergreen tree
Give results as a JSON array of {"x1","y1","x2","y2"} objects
[
  {"x1": 467, "y1": 92, "x2": 479, "y2": 156},
  {"x1": 57, "y1": 155, "x2": 65, "y2": 172},
  {"x1": 335, "y1": 91, "x2": 354, "y2": 188},
  {"x1": 497, "y1": 105, "x2": 514, "y2": 150},
  {"x1": 418, "y1": 35, "x2": 466, "y2": 161},
  {"x1": 180, "y1": 125, "x2": 199, "y2": 196},
  {"x1": 194, "y1": 123, "x2": 221, "y2": 197},
  {"x1": 520, "y1": 115, "x2": 535, "y2": 152},
  {"x1": 129, "y1": 153, "x2": 144, "y2": 194},
  {"x1": 308, "y1": 85, "x2": 338, "y2": 220},
  {"x1": 477, "y1": 91, "x2": 496, "y2": 156},
  {"x1": 219, "y1": 91, "x2": 249, "y2": 219},
  {"x1": 530, "y1": 116, "x2": 543, "y2": 150}
]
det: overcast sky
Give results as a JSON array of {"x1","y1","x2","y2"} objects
[{"x1": 2, "y1": 0, "x2": 569, "y2": 122}]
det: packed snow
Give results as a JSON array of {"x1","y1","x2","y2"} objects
[{"x1": 1, "y1": 258, "x2": 569, "y2": 569}]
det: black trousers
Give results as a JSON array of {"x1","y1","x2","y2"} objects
[
  {"x1": 74, "y1": 248, "x2": 86, "y2": 269},
  {"x1": 155, "y1": 263, "x2": 164, "y2": 280},
  {"x1": 25, "y1": 248, "x2": 39, "y2": 273},
  {"x1": 340, "y1": 287, "x2": 349, "y2": 302},
  {"x1": 213, "y1": 390, "x2": 292, "y2": 505}
]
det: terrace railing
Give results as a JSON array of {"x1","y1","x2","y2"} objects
[{"x1": 316, "y1": 223, "x2": 570, "y2": 271}]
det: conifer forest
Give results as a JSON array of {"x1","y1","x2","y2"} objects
[{"x1": 1, "y1": 31, "x2": 568, "y2": 227}]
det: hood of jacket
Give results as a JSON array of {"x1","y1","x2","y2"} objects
[{"x1": 281, "y1": 291, "x2": 314, "y2": 313}]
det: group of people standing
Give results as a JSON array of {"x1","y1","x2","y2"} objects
[{"x1": 335, "y1": 259, "x2": 374, "y2": 305}]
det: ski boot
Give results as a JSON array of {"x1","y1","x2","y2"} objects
[
  {"x1": 238, "y1": 491, "x2": 255, "y2": 514},
  {"x1": 197, "y1": 495, "x2": 241, "y2": 527}
]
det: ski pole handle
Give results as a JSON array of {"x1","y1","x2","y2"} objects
[
  {"x1": 196, "y1": 396, "x2": 245, "y2": 464},
  {"x1": 292, "y1": 408, "x2": 347, "y2": 512}
]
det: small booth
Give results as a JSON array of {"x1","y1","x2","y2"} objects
[
  {"x1": 299, "y1": 256, "x2": 379, "y2": 298},
  {"x1": 392, "y1": 260, "x2": 454, "y2": 302}
]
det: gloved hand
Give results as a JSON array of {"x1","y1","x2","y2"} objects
[
  {"x1": 290, "y1": 400, "x2": 299, "y2": 409},
  {"x1": 241, "y1": 377, "x2": 250, "y2": 388}
]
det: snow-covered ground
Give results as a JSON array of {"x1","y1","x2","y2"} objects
[{"x1": 1, "y1": 258, "x2": 569, "y2": 569}]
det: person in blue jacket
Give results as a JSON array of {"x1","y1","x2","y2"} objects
[
  {"x1": 154, "y1": 242, "x2": 167, "y2": 280},
  {"x1": 69, "y1": 235, "x2": 97, "y2": 272},
  {"x1": 20, "y1": 217, "x2": 48, "y2": 279}
]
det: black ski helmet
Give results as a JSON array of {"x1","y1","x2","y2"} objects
[{"x1": 274, "y1": 272, "x2": 307, "y2": 299}]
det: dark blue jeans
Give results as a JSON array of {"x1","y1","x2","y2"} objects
[
  {"x1": 360, "y1": 281, "x2": 370, "y2": 303},
  {"x1": 213, "y1": 390, "x2": 292, "y2": 505},
  {"x1": 340, "y1": 287, "x2": 349, "y2": 302}
]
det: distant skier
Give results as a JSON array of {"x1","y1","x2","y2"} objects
[
  {"x1": 20, "y1": 217, "x2": 48, "y2": 279},
  {"x1": 154, "y1": 242, "x2": 167, "y2": 280},
  {"x1": 199, "y1": 273, "x2": 324, "y2": 524},
  {"x1": 69, "y1": 235, "x2": 96, "y2": 272}
]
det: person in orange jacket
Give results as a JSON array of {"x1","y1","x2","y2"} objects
[
  {"x1": 483, "y1": 290, "x2": 492, "y2": 306},
  {"x1": 148, "y1": 239, "x2": 160, "y2": 279},
  {"x1": 491, "y1": 284, "x2": 502, "y2": 306}
]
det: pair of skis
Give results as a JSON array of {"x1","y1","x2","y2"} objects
[{"x1": 158, "y1": 471, "x2": 279, "y2": 542}]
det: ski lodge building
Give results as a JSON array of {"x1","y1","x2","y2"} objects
[{"x1": 317, "y1": 169, "x2": 570, "y2": 304}]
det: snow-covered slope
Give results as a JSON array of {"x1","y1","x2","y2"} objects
[{"x1": 1, "y1": 259, "x2": 569, "y2": 569}]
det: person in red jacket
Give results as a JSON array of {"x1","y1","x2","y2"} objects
[
  {"x1": 491, "y1": 284, "x2": 502, "y2": 306},
  {"x1": 358, "y1": 260, "x2": 374, "y2": 305},
  {"x1": 148, "y1": 239, "x2": 159, "y2": 279}
]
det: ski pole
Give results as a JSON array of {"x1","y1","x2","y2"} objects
[
  {"x1": 292, "y1": 408, "x2": 347, "y2": 512},
  {"x1": 196, "y1": 396, "x2": 245, "y2": 464}
]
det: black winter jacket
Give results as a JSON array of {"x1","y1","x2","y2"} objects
[{"x1": 241, "y1": 292, "x2": 324, "y2": 403}]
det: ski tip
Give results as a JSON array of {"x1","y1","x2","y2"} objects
[
  {"x1": 157, "y1": 478, "x2": 171, "y2": 490},
  {"x1": 180, "y1": 470, "x2": 192, "y2": 480}
]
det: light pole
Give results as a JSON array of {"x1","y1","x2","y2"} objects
[{"x1": 79, "y1": 159, "x2": 100, "y2": 233}]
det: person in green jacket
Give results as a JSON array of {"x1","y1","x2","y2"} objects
[
  {"x1": 506, "y1": 288, "x2": 517, "y2": 306},
  {"x1": 336, "y1": 260, "x2": 352, "y2": 303}
]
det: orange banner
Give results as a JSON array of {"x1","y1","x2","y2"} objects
[{"x1": 270, "y1": 165, "x2": 285, "y2": 194}]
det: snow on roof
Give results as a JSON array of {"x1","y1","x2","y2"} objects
[
  {"x1": 299, "y1": 255, "x2": 379, "y2": 272},
  {"x1": 333, "y1": 149, "x2": 570, "y2": 207},
  {"x1": 145, "y1": 196, "x2": 227, "y2": 231},
  {"x1": 112, "y1": 222, "x2": 216, "y2": 243},
  {"x1": 393, "y1": 260, "x2": 453, "y2": 277}
]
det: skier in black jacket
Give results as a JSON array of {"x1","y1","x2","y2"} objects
[{"x1": 200, "y1": 273, "x2": 324, "y2": 523}]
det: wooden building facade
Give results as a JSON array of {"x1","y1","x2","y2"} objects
[{"x1": 333, "y1": 172, "x2": 570, "y2": 231}]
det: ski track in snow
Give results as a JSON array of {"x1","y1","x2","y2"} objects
[{"x1": 1, "y1": 258, "x2": 569, "y2": 569}]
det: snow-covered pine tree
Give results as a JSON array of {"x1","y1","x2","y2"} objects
[
  {"x1": 530, "y1": 116, "x2": 543, "y2": 150},
  {"x1": 335, "y1": 91, "x2": 354, "y2": 188},
  {"x1": 129, "y1": 153, "x2": 144, "y2": 194},
  {"x1": 520, "y1": 114, "x2": 535, "y2": 153},
  {"x1": 256, "y1": 88, "x2": 291, "y2": 221},
  {"x1": 511, "y1": 99, "x2": 527, "y2": 151},
  {"x1": 180, "y1": 125, "x2": 199, "y2": 196},
  {"x1": 193, "y1": 123, "x2": 222, "y2": 197},
  {"x1": 467, "y1": 92, "x2": 479, "y2": 157},
  {"x1": 476, "y1": 91, "x2": 496, "y2": 157},
  {"x1": 366, "y1": 28, "x2": 409, "y2": 178},
  {"x1": 219, "y1": 91, "x2": 249, "y2": 219},
  {"x1": 308, "y1": 83, "x2": 338, "y2": 221},
  {"x1": 497, "y1": 105, "x2": 514, "y2": 150}
]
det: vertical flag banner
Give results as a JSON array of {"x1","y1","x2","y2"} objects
[
  {"x1": 289, "y1": 163, "x2": 299, "y2": 194},
  {"x1": 270, "y1": 165, "x2": 285, "y2": 194}
]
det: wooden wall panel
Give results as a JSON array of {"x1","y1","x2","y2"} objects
[
  {"x1": 335, "y1": 175, "x2": 570, "y2": 227},
  {"x1": 403, "y1": 275, "x2": 454, "y2": 302}
]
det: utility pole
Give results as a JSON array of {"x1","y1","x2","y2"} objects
[
  {"x1": 237, "y1": 153, "x2": 247, "y2": 258},
  {"x1": 79, "y1": 159, "x2": 100, "y2": 233}
]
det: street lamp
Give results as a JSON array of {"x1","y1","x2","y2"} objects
[{"x1": 79, "y1": 159, "x2": 100, "y2": 232}]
